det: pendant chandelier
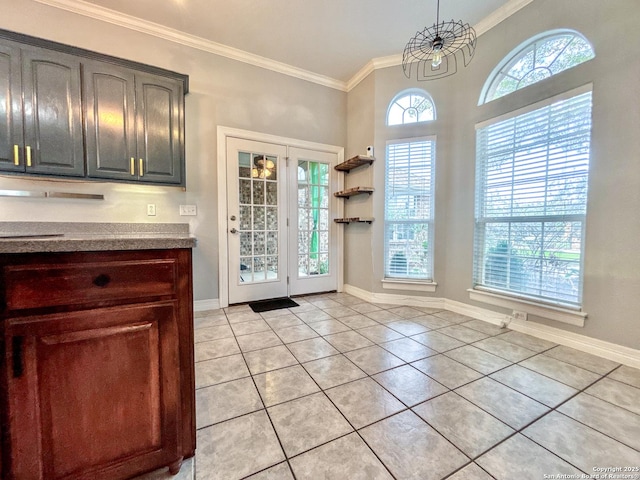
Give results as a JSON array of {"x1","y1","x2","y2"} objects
[
  {"x1": 251, "y1": 155, "x2": 274, "y2": 179},
  {"x1": 402, "y1": 0, "x2": 477, "y2": 81}
]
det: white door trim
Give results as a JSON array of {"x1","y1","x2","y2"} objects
[{"x1": 217, "y1": 126, "x2": 344, "y2": 308}]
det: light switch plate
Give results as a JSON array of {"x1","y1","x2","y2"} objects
[{"x1": 180, "y1": 204, "x2": 197, "y2": 216}]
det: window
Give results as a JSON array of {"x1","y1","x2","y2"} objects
[
  {"x1": 385, "y1": 138, "x2": 435, "y2": 280},
  {"x1": 473, "y1": 87, "x2": 593, "y2": 307},
  {"x1": 387, "y1": 89, "x2": 435, "y2": 126},
  {"x1": 480, "y1": 30, "x2": 595, "y2": 104}
]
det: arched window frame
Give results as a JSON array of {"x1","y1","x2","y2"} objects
[
  {"x1": 386, "y1": 89, "x2": 436, "y2": 126},
  {"x1": 479, "y1": 29, "x2": 595, "y2": 105}
]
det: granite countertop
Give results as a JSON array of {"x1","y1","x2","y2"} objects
[{"x1": 0, "y1": 222, "x2": 197, "y2": 253}]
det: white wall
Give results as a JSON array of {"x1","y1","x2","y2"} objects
[
  {"x1": 0, "y1": 0, "x2": 346, "y2": 302},
  {"x1": 344, "y1": 0, "x2": 640, "y2": 349}
]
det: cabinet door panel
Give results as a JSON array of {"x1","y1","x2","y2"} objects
[
  {"x1": 0, "y1": 42, "x2": 23, "y2": 172},
  {"x1": 84, "y1": 62, "x2": 137, "y2": 180},
  {"x1": 7, "y1": 302, "x2": 181, "y2": 480},
  {"x1": 136, "y1": 74, "x2": 183, "y2": 185},
  {"x1": 22, "y1": 47, "x2": 84, "y2": 176}
]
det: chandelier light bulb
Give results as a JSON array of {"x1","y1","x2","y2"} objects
[{"x1": 432, "y1": 49, "x2": 443, "y2": 68}]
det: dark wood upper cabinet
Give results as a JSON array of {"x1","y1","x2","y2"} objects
[{"x1": 0, "y1": 29, "x2": 187, "y2": 187}]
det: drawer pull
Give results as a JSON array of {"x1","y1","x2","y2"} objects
[
  {"x1": 92, "y1": 274, "x2": 111, "y2": 287},
  {"x1": 12, "y1": 336, "x2": 24, "y2": 378}
]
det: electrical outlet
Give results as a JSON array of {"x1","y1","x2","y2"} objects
[
  {"x1": 512, "y1": 310, "x2": 528, "y2": 322},
  {"x1": 179, "y1": 204, "x2": 197, "y2": 216},
  {"x1": 147, "y1": 204, "x2": 156, "y2": 216}
]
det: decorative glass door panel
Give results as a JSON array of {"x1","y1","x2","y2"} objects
[{"x1": 227, "y1": 138, "x2": 288, "y2": 304}]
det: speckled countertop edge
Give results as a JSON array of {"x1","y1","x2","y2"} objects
[{"x1": 0, "y1": 222, "x2": 196, "y2": 253}]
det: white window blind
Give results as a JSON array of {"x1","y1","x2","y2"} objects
[
  {"x1": 473, "y1": 90, "x2": 592, "y2": 307},
  {"x1": 385, "y1": 138, "x2": 435, "y2": 280}
]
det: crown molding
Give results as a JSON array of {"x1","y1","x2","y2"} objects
[
  {"x1": 346, "y1": 0, "x2": 535, "y2": 91},
  {"x1": 33, "y1": 0, "x2": 349, "y2": 92},
  {"x1": 34, "y1": 0, "x2": 534, "y2": 93}
]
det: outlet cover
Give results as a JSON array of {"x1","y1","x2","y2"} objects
[
  {"x1": 180, "y1": 204, "x2": 197, "y2": 216},
  {"x1": 147, "y1": 204, "x2": 156, "y2": 216},
  {"x1": 512, "y1": 310, "x2": 528, "y2": 322}
]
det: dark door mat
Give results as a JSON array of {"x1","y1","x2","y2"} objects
[{"x1": 249, "y1": 297, "x2": 299, "y2": 313}]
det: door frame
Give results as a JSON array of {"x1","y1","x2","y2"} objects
[{"x1": 217, "y1": 126, "x2": 344, "y2": 308}]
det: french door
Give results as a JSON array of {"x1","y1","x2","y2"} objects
[{"x1": 226, "y1": 137, "x2": 339, "y2": 304}]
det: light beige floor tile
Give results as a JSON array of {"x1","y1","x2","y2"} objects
[
  {"x1": 196, "y1": 411, "x2": 285, "y2": 480},
  {"x1": 243, "y1": 345, "x2": 299, "y2": 375},
  {"x1": 386, "y1": 306, "x2": 423, "y2": 319},
  {"x1": 194, "y1": 324, "x2": 234, "y2": 343},
  {"x1": 357, "y1": 324, "x2": 404, "y2": 343},
  {"x1": 412, "y1": 355, "x2": 483, "y2": 389},
  {"x1": 264, "y1": 314, "x2": 304, "y2": 329},
  {"x1": 380, "y1": 337, "x2": 437, "y2": 362},
  {"x1": 544, "y1": 345, "x2": 620, "y2": 375},
  {"x1": 414, "y1": 306, "x2": 444, "y2": 315},
  {"x1": 245, "y1": 462, "x2": 294, "y2": 480},
  {"x1": 253, "y1": 365, "x2": 320, "y2": 406},
  {"x1": 360, "y1": 410, "x2": 468, "y2": 480},
  {"x1": 194, "y1": 313, "x2": 227, "y2": 330},
  {"x1": 373, "y1": 364, "x2": 448, "y2": 407},
  {"x1": 307, "y1": 298, "x2": 342, "y2": 309},
  {"x1": 287, "y1": 337, "x2": 340, "y2": 363},
  {"x1": 230, "y1": 319, "x2": 272, "y2": 336},
  {"x1": 477, "y1": 434, "x2": 581, "y2": 480},
  {"x1": 585, "y1": 377, "x2": 640, "y2": 415},
  {"x1": 411, "y1": 315, "x2": 453, "y2": 330},
  {"x1": 410, "y1": 331, "x2": 465, "y2": 353},
  {"x1": 345, "y1": 345, "x2": 405, "y2": 375},
  {"x1": 236, "y1": 331, "x2": 283, "y2": 352},
  {"x1": 224, "y1": 304, "x2": 252, "y2": 314},
  {"x1": 195, "y1": 308, "x2": 225, "y2": 319},
  {"x1": 608, "y1": 364, "x2": 640, "y2": 388},
  {"x1": 439, "y1": 325, "x2": 490, "y2": 343},
  {"x1": 226, "y1": 310, "x2": 262, "y2": 324},
  {"x1": 133, "y1": 456, "x2": 194, "y2": 480},
  {"x1": 433, "y1": 311, "x2": 475, "y2": 324},
  {"x1": 196, "y1": 377, "x2": 263, "y2": 428},
  {"x1": 349, "y1": 303, "x2": 382, "y2": 315},
  {"x1": 519, "y1": 354, "x2": 601, "y2": 389},
  {"x1": 195, "y1": 354, "x2": 250, "y2": 389},
  {"x1": 322, "y1": 306, "x2": 358, "y2": 318},
  {"x1": 324, "y1": 330, "x2": 374, "y2": 352},
  {"x1": 413, "y1": 392, "x2": 514, "y2": 458},
  {"x1": 524, "y1": 412, "x2": 640, "y2": 474},
  {"x1": 385, "y1": 320, "x2": 430, "y2": 336},
  {"x1": 461, "y1": 319, "x2": 507, "y2": 336},
  {"x1": 267, "y1": 392, "x2": 353, "y2": 457},
  {"x1": 308, "y1": 319, "x2": 351, "y2": 336},
  {"x1": 195, "y1": 338, "x2": 240, "y2": 362},
  {"x1": 559, "y1": 393, "x2": 640, "y2": 451},
  {"x1": 289, "y1": 433, "x2": 392, "y2": 480},
  {"x1": 303, "y1": 354, "x2": 367, "y2": 389},
  {"x1": 364, "y1": 310, "x2": 404, "y2": 324},
  {"x1": 447, "y1": 463, "x2": 494, "y2": 480},
  {"x1": 295, "y1": 309, "x2": 334, "y2": 323},
  {"x1": 332, "y1": 295, "x2": 367, "y2": 307},
  {"x1": 260, "y1": 308, "x2": 298, "y2": 319},
  {"x1": 490, "y1": 364, "x2": 577, "y2": 407},
  {"x1": 444, "y1": 345, "x2": 512, "y2": 374},
  {"x1": 338, "y1": 314, "x2": 379, "y2": 329},
  {"x1": 456, "y1": 378, "x2": 549, "y2": 429},
  {"x1": 496, "y1": 331, "x2": 556, "y2": 353},
  {"x1": 273, "y1": 324, "x2": 319, "y2": 343},
  {"x1": 472, "y1": 336, "x2": 537, "y2": 362},
  {"x1": 326, "y1": 377, "x2": 405, "y2": 428}
]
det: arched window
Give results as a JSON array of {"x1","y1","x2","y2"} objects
[
  {"x1": 480, "y1": 30, "x2": 595, "y2": 104},
  {"x1": 386, "y1": 89, "x2": 436, "y2": 126}
]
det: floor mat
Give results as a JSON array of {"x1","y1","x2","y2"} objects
[{"x1": 248, "y1": 297, "x2": 299, "y2": 313}]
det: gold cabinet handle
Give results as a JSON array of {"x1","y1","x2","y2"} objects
[
  {"x1": 13, "y1": 145, "x2": 19, "y2": 166},
  {"x1": 130, "y1": 157, "x2": 135, "y2": 176},
  {"x1": 139, "y1": 158, "x2": 144, "y2": 177},
  {"x1": 26, "y1": 146, "x2": 32, "y2": 167}
]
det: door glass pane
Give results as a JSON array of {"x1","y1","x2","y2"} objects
[
  {"x1": 238, "y1": 152, "x2": 279, "y2": 284},
  {"x1": 297, "y1": 160, "x2": 330, "y2": 277}
]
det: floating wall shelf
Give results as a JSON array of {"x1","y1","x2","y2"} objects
[
  {"x1": 334, "y1": 155, "x2": 375, "y2": 173},
  {"x1": 334, "y1": 186, "x2": 374, "y2": 198},
  {"x1": 333, "y1": 217, "x2": 375, "y2": 224}
]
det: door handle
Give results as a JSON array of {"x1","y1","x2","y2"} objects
[{"x1": 229, "y1": 228, "x2": 238, "y2": 234}]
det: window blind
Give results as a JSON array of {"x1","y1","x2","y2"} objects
[
  {"x1": 385, "y1": 138, "x2": 435, "y2": 279},
  {"x1": 473, "y1": 90, "x2": 592, "y2": 306}
]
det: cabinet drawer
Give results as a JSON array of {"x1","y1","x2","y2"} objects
[{"x1": 4, "y1": 259, "x2": 177, "y2": 310}]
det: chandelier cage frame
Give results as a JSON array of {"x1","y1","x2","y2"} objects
[{"x1": 402, "y1": 0, "x2": 477, "y2": 81}]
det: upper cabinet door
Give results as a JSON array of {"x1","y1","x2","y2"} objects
[
  {"x1": 135, "y1": 73, "x2": 183, "y2": 185},
  {"x1": 21, "y1": 46, "x2": 85, "y2": 177},
  {"x1": 84, "y1": 62, "x2": 137, "y2": 181},
  {"x1": 0, "y1": 42, "x2": 23, "y2": 172}
]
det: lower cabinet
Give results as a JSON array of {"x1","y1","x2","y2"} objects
[{"x1": 0, "y1": 249, "x2": 195, "y2": 480}]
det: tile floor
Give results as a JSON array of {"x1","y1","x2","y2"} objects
[{"x1": 139, "y1": 293, "x2": 640, "y2": 480}]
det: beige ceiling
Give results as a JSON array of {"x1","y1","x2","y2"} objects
[{"x1": 59, "y1": 0, "x2": 515, "y2": 83}]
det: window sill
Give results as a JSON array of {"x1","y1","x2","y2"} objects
[
  {"x1": 467, "y1": 288, "x2": 587, "y2": 327},
  {"x1": 382, "y1": 279, "x2": 437, "y2": 292}
]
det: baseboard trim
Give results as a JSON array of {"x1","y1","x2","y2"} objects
[
  {"x1": 343, "y1": 284, "x2": 640, "y2": 368},
  {"x1": 194, "y1": 299, "x2": 221, "y2": 312}
]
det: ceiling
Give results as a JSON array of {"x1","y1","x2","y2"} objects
[{"x1": 38, "y1": 0, "x2": 522, "y2": 87}]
